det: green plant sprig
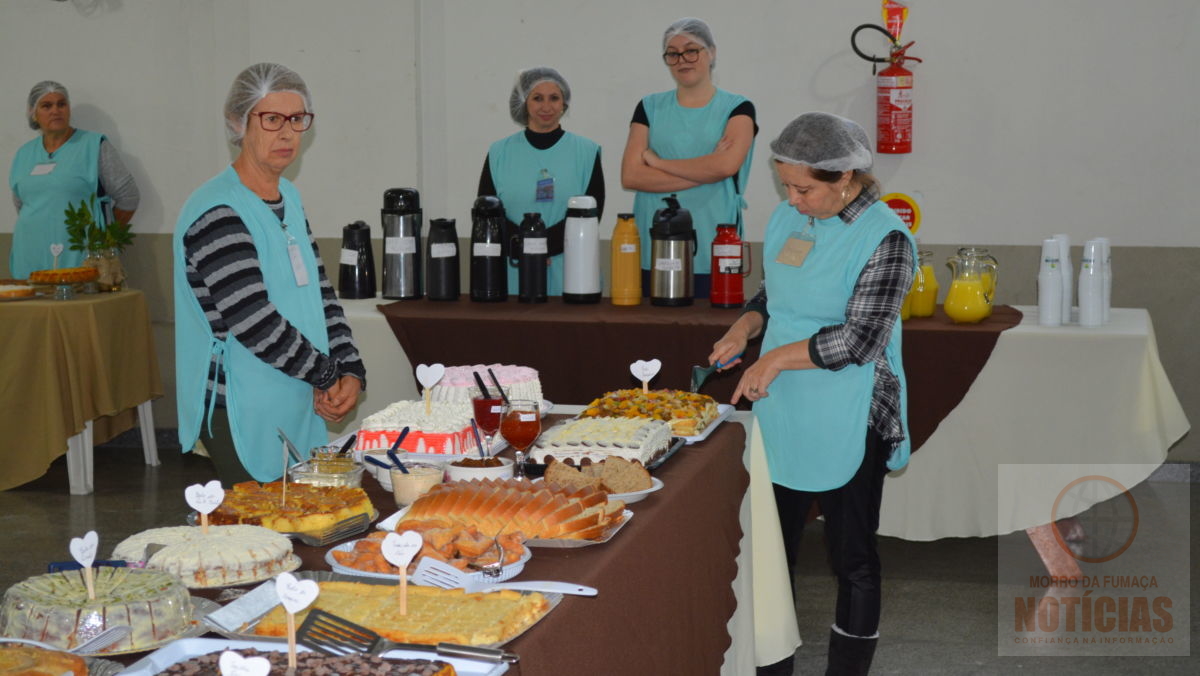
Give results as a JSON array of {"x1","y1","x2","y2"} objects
[{"x1": 64, "y1": 193, "x2": 136, "y2": 252}]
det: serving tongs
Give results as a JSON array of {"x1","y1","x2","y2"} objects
[
  {"x1": 414, "y1": 554, "x2": 597, "y2": 596},
  {"x1": 297, "y1": 608, "x2": 519, "y2": 664}
]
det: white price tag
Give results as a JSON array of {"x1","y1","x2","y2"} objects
[
  {"x1": 49, "y1": 243, "x2": 65, "y2": 257},
  {"x1": 185, "y1": 480, "x2": 225, "y2": 515},
  {"x1": 386, "y1": 236, "x2": 417, "y2": 255},
  {"x1": 654, "y1": 258, "x2": 682, "y2": 272},
  {"x1": 339, "y1": 248, "x2": 359, "y2": 266},
  {"x1": 473, "y1": 242, "x2": 502, "y2": 257},
  {"x1": 415, "y1": 363, "x2": 446, "y2": 390},
  {"x1": 713, "y1": 244, "x2": 741, "y2": 257},
  {"x1": 381, "y1": 531, "x2": 423, "y2": 570},
  {"x1": 490, "y1": 405, "x2": 503, "y2": 413},
  {"x1": 718, "y1": 258, "x2": 741, "y2": 273},
  {"x1": 523, "y1": 237, "x2": 548, "y2": 255},
  {"x1": 70, "y1": 531, "x2": 98, "y2": 568},
  {"x1": 430, "y1": 242, "x2": 457, "y2": 258},
  {"x1": 275, "y1": 572, "x2": 319, "y2": 614},
  {"x1": 218, "y1": 651, "x2": 271, "y2": 676},
  {"x1": 519, "y1": 413, "x2": 537, "y2": 422},
  {"x1": 619, "y1": 243, "x2": 637, "y2": 254},
  {"x1": 630, "y1": 358, "x2": 662, "y2": 383}
]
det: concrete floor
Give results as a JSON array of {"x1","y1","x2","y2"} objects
[{"x1": 0, "y1": 434, "x2": 1195, "y2": 675}]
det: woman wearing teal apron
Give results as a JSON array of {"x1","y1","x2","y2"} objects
[
  {"x1": 710, "y1": 114, "x2": 915, "y2": 676},
  {"x1": 174, "y1": 64, "x2": 365, "y2": 484},
  {"x1": 8, "y1": 81, "x2": 139, "y2": 278},
  {"x1": 620, "y1": 17, "x2": 757, "y2": 299},
  {"x1": 478, "y1": 66, "x2": 604, "y2": 297}
]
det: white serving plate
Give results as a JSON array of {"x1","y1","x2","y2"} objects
[
  {"x1": 117, "y1": 637, "x2": 508, "y2": 676},
  {"x1": 681, "y1": 403, "x2": 734, "y2": 445},
  {"x1": 325, "y1": 541, "x2": 531, "y2": 583}
]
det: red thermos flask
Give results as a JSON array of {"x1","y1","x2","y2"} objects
[{"x1": 710, "y1": 224, "x2": 751, "y2": 308}]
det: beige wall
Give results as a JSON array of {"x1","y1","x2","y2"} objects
[{"x1": 7, "y1": 230, "x2": 1187, "y2": 462}]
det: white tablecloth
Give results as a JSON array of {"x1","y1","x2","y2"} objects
[{"x1": 879, "y1": 306, "x2": 1189, "y2": 540}]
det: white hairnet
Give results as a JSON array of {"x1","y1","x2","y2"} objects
[
  {"x1": 662, "y1": 17, "x2": 716, "y2": 68},
  {"x1": 224, "y1": 63, "x2": 313, "y2": 147},
  {"x1": 770, "y1": 112, "x2": 873, "y2": 173},
  {"x1": 509, "y1": 67, "x2": 570, "y2": 126},
  {"x1": 27, "y1": 81, "x2": 69, "y2": 130}
]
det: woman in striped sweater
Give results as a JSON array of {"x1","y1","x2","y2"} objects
[{"x1": 173, "y1": 63, "x2": 365, "y2": 484}]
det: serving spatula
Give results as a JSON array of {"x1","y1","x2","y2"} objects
[
  {"x1": 690, "y1": 353, "x2": 742, "y2": 392},
  {"x1": 296, "y1": 608, "x2": 519, "y2": 663}
]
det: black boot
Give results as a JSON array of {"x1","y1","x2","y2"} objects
[
  {"x1": 756, "y1": 654, "x2": 795, "y2": 676},
  {"x1": 825, "y1": 626, "x2": 877, "y2": 675}
]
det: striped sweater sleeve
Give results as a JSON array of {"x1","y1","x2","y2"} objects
[
  {"x1": 306, "y1": 222, "x2": 367, "y2": 388},
  {"x1": 183, "y1": 205, "x2": 340, "y2": 390}
]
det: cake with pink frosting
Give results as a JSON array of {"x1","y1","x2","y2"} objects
[
  {"x1": 429, "y1": 364, "x2": 543, "y2": 404},
  {"x1": 355, "y1": 400, "x2": 480, "y2": 455}
]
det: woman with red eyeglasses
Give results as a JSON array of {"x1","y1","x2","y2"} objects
[
  {"x1": 173, "y1": 63, "x2": 365, "y2": 484},
  {"x1": 620, "y1": 17, "x2": 757, "y2": 300}
]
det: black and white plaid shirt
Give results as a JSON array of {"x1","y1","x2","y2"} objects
[{"x1": 745, "y1": 184, "x2": 914, "y2": 446}]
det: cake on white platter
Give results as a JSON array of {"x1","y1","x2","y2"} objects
[
  {"x1": 0, "y1": 567, "x2": 192, "y2": 653},
  {"x1": 111, "y1": 525, "x2": 297, "y2": 588},
  {"x1": 355, "y1": 400, "x2": 479, "y2": 454},
  {"x1": 529, "y1": 417, "x2": 673, "y2": 467},
  {"x1": 428, "y1": 363, "x2": 542, "y2": 404}
]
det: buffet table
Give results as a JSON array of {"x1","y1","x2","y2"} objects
[{"x1": 0, "y1": 290, "x2": 162, "y2": 493}]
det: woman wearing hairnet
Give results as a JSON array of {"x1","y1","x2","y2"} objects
[
  {"x1": 173, "y1": 63, "x2": 365, "y2": 484},
  {"x1": 710, "y1": 113, "x2": 915, "y2": 675},
  {"x1": 8, "y1": 81, "x2": 139, "y2": 278},
  {"x1": 620, "y1": 17, "x2": 756, "y2": 299},
  {"x1": 478, "y1": 66, "x2": 604, "y2": 296}
]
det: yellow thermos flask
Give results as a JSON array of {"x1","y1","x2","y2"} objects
[{"x1": 610, "y1": 212, "x2": 642, "y2": 306}]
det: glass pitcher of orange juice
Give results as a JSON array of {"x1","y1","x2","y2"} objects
[
  {"x1": 905, "y1": 250, "x2": 938, "y2": 318},
  {"x1": 944, "y1": 249, "x2": 997, "y2": 323}
]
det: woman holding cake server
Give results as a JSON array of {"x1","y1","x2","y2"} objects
[
  {"x1": 8, "y1": 80, "x2": 139, "y2": 278},
  {"x1": 620, "y1": 17, "x2": 757, "y2": 299},
  {"x1": 173, "y1": 63, "x2": 365, "y2": 485},
  {"x1": 710, "y1": 113, "x2": 915, "y2": 675},
  {"x1": 478, "y1": 66, "x2": 604, "y2": 296}
]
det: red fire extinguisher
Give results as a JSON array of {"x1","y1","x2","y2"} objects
[
  {"x1": 852, "y1": 24, "x2": 922, "y2": 154},
  {"x1": 710, "y1": 224, "x2": 751, "y2": 308}
]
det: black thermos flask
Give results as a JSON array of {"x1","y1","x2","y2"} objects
[
  {"x1": 513, "y1": 212, "x2": 548, "y2": 303},
  {"x1": 337, "y1": 220, "x2": 375, "y2": 299},
  {"x1": 425, "y1": 218, "x2": 460, "y2": 301},
  {"x1": 470, "y1": 196, "x2": 508, "y2": 302}
]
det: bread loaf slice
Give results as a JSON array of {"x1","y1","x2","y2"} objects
[
  {"x1": 600, "y1": 457, "x2": 653, "y2": 493},
  {"x1": 544, "y1": 461, "x2": 603, "y2": 493}
]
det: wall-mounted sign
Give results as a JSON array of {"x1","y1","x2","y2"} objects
[{"x1": 882, "y1": 192, "x2": 921, "y2": 234}]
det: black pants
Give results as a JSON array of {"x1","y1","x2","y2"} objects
[
  {"x1": 201, "y1": 406, "x2": 255, "y2": 485},
  {"x1": 773, "y1": 428, "x2": 888, "y2": 637}
]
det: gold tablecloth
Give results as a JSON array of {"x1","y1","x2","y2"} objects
[{"x1": 0, "y1": 290, "x2": 162, "y2": 491}]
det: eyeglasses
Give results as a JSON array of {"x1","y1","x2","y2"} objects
[
  {"x1": 662, "y1": 48, "x2": 704, "y2": 65},
  {"x1": 252, "y1": 111, "x2": 315, "y2": 132}
]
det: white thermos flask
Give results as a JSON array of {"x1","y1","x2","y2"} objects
[
  {"x1": 1037, "y1": 238, "x2": 1063, "y2": 327},
  {"x1": 1052, "y1": 234, "x2": 1073, "y2": 323},
  {"x1": 1078, "y1": 239, "x2": 1105, "y2": 327},
  {"x1": 562, "y1": 195, "x2": 601, "y2": 303}
]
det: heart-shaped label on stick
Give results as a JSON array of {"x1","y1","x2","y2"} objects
[
  {"x1": 218, "y1": 651, "x2": 271, "y2": 676},
  {"x1": 275, "y1": 572, "x2": 319, "y2": 614},
  {"x1": 381, "y1": 531, "x2": 423, "y2": 570},
  {"x1": 630, "y1": 359, "x2": 662, "y2": 384},
  {"x1": 49, "y1": 243, "x2": 64, "y2": 257},
  {"x1": 415, "y1": 363, "x2": 446, "y2": 391},
  {"x1": 185, "y1": 480, "x2": 225, "y2": 515},
  {"x1": 69, "y1": 531, "x2": 98, "y2": 568}
]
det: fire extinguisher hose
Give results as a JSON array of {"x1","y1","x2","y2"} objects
[{"x1": 851, "y1": 23, "x2": 922, "y2": 70}]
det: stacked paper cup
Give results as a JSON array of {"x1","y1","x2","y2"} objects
[
  {"x1": 1052, "y1": 234, "x2": 1073, "y2": 322},
  {"x1": 1078, "y1": 239, "x2": 1106, "y2": 327},
  {"x1": 1037, "y1": 239, "x2": 1063, "y2": 326}
]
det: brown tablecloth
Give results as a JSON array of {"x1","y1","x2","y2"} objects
[
  {"x1": 379, "y1": 298, "x2": 1022, "y2": 450},
  {"x1": 281, "y1": 416, "x2": 749, "y2": 676},
  {"x1": 0, "y1": 290, "x2": 162, "y2": 491}
]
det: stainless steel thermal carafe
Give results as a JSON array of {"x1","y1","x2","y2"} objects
[{"x1": 381, "y1": 188, "x2": 422, "y2": 299}]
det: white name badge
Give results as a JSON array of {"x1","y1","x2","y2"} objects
[
  {"x1": 523, "y1": 237, "x2": 548, "y2": 255},
  {"x1": 430, "y1": 242, "x2": 457, "y2": 258},
  {"x1": 655, "y1": 258, "x2": 682, "y2": 272},
  {"x1": 473, "y1": 242, "x2": 502, "y2": 257},
  {"x1": 339, "y1": 248, "x2": 358, "y2": 266},
  {"x1": 288, "y1": 243, "x2": 310, "y2": 286},
  {"x1": 31, "y1": 163, "x2": 56, "y2": 176},
  {"x1": 386, "y1": 236, "x2": 416, "y2": 255}
]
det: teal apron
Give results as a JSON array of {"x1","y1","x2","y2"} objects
[
  {"x1": 173, "y1": 167, "x2": 329, "y2": 482},
  {"x1": 8, "y1": 130, "x2": 104, "y2": 278},
  {"x1": 753, "y1": 201, "x2": 914, "y2": 491},
  {"x1": 488, "y1": 130, "x2": 598, "y2": 296},
  {"x1": 632, "y1": 89, "x2": 754, "y2": 275}
]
